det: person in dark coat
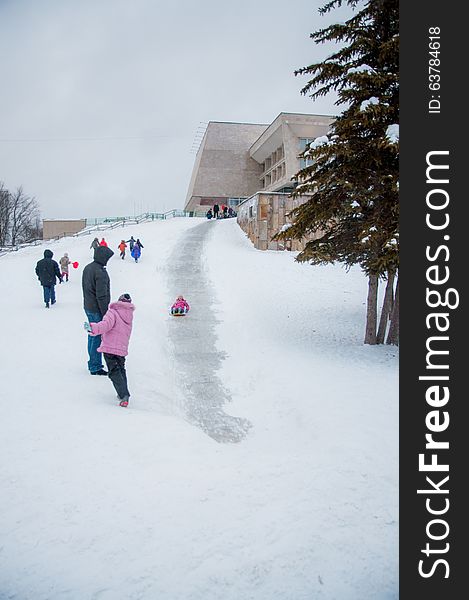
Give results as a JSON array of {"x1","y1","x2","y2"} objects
[
  {"x1": 213, "y1": 203, "x2": 220, "y2": 219},
  {"x1": 126, "y1": 236, "x2": 135, "y2": 251},
  {"x1": 35, "y1": 249, "x2": 63, "y2": 308},
  {"x1": 135, "y1": 238, "x2": 144, "y2": 249},
  {"x1": 206, "y1": 208, "x2": 213, "y2": 220},
  {"x1": 90, "y1": 237, "x2": 100, "y2": 251},
  {"x1": 82, "y1": 245, "x2": 114, "y2": 375}
]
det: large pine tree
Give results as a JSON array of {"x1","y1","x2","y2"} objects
[{"x1": 277, "y1": 0, "x2": 399, "y2": 344}]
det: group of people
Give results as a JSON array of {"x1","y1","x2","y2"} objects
[
  {"x1": 35, "y1": 234, "x2": 189, "y2": 409},
  {"x1": 206, "y1": 203, "x2": 236, "y2": 220},
  {"x1": 90, "y1": 236, "x2": 144, "y2": 262},
  {"x1": 117, "y1": 236, "x2": 144, "y2": 262}
]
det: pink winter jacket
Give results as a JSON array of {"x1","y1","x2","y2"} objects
[
  {"x1": 171, "y1": 298, "x2": 190, "y2": 311},
  {"x1": 89, "y1": 301, "x2": 135, "y2": 356}
]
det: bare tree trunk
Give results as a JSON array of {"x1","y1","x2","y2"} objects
[
  {"x1": 364, "y1": 273, "x2": 378, "y2": 345},
  {"x1": 386, "y1": 275, "x2": 399, "y2": 345},
  {"x1": 377, "y1": 269, "x2": 396, "y2": 344},
  {"x1": 0, "y1": 184, "x2": 11, "y2": 246}
]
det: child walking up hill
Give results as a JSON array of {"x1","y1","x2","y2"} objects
[
  {"x1": 59, "y1": 252, "x2": 71, "y2": 281},
  {"x1": 84, "y1": 293, "x2": 135, "y2": 407}
]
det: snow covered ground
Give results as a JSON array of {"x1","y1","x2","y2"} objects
[{"x1": 0, "y1": 217, "x2": 398, "y2": 599}]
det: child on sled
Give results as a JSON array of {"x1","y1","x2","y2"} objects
[{"x1": 170, "y1": 295, "x2": 190, "y2": 315}]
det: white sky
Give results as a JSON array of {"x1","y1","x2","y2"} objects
[{"x1": 0, "y1": 0, "x2": 353, "y2": 219}]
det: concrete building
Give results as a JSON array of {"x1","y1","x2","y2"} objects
[
  {"x1": 184, "y1": 113, "x2": 334, "y2": 215},
  {"x1": 184, "y1": 112, "x2": 334, "y2": 249},
  {"x1": 43, "y1": 219, "x2": 86, "y2": 240},
  {"x1": 184, "y1": 121, "x2": 268, "y2": 214},
  {"x1": 249, "y1": 112, "x2": 334, "y2": 194}
]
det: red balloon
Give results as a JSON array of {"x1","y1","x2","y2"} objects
[{"x1": 72, "y1": 261, "x2": 79, "y2": 269}]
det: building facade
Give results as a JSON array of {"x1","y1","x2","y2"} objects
[
  {"x1": 184, "y1": 121, "x2": 269, "y2": 214},
  {"x1": 248, "y1": 112, "x2": 334, "y2": 194},
  {"x1": 184, "y1": 112, "x2": 334, "y2": 249},
  {"x1": 43, "y1": 219, "x2": 87, "y2": 240}
]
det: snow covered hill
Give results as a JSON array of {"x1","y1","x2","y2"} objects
[{"x1": 0, "y1": 217, "x2": 398, "y2": 599}]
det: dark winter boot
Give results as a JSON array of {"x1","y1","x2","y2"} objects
[
  {"x1": 91, "y1": 369, "x2": 108, "y2": 376},
  {"x1": 45, "y1": 302, "x2": 49, "y2": 308}
]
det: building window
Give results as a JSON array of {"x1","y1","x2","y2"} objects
[
  {"x1": 299, "y1": 156, "x2": 314, "y2": 169},
  {"x1": 298, "y1": 138, "x2": 315, "y2": 170},
  {"x1": 299, "y1": 138, "x2": 315, "y2": 152}
]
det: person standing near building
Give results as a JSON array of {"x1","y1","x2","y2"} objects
[
  {"x1": 82, "y1": 245, "x2": 114, "y2": 375},
  {"x1": 35, "y1": 249, "x2": 63, "y2": 308},
  {"x1": 213, "y1": 203, "x2": 219, "y2": 219}
]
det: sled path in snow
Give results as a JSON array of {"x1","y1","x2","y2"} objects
[{"x1": 167, "y1": 220, "x2": 251, "y2": 443}]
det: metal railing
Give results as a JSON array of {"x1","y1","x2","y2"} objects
[{"x1": 0, "y1": 209, "x2": 206, "y2": 256}]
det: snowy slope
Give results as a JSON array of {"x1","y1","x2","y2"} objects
[{"x1": 0, "y1": 218, "x2": 398, "y2": 599}]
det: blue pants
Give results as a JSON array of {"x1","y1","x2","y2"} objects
[
  {"x1": 43, "y1": 285, "x2": 56, "y2": 305},
  {"x1": 85, "y1": 310, "x2": 103, "y2": 373}
]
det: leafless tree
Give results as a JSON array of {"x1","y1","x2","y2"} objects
[{"x1": 4, "y1": 186, "x2": 41, "y2": 246}]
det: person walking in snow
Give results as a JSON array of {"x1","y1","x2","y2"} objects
[
  {"x1": 99, "y1": 237, "x2": 108, "y2": 247},
  {"x1": 82, "y1": 245, "x2": 114, "y2": 375},
  {"x1": 170, "y1": 295, "x2": 190, "y2": 315},
  {"x1": 90, "y1": 237, "x2": 100, "y2": 251},
  {"x1": 59, "y1": 252, "x2": 71, "y2": 282},
  {"x1": 213, "y1": 203, "x2": 219, "y2": 219},
  {"x1": 84, "y1": 293, "x2": 135, "y2": 407},
  {"x1": 135, "y1": 238, "x2": 144, "y2": 250},
  {"x1": 35, "y1": 249, "x2": 63, "y2": 308},
  {"x1": 118, "y1": 240, "x2": 127, "y2": 260},
  {"x1": 130, "y1": 243, "x2": 141, "y2": 262},
  {"x1": 126, "y1": 236, "x2": 135, "y2": 251}
]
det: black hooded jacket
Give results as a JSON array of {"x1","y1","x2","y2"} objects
[
  {"x1": 35, "y1": 250, "x2": 62, "y2": 287},
  {"x1": 82, "y1": 245, "x2": 114, "y2": 316}
]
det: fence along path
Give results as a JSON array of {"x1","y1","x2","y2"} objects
[{"x1": 0, "y1": 209, "x2": 206, "y2": 256}]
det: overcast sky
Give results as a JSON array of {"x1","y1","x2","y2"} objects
[{"x1": 0, "y1": 0, "x2": 353, "y2": 219}]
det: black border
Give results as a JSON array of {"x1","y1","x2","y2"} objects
[{"x1": 400, "y1": 1, "x2": 465, "y2": 597}]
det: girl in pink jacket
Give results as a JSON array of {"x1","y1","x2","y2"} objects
[
  {"x1": 170, "y1": 295, "x2": 190, "y2": 315},
  {"x1": 84, "y1": 293, "x2": 135, "y2": 407}
]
